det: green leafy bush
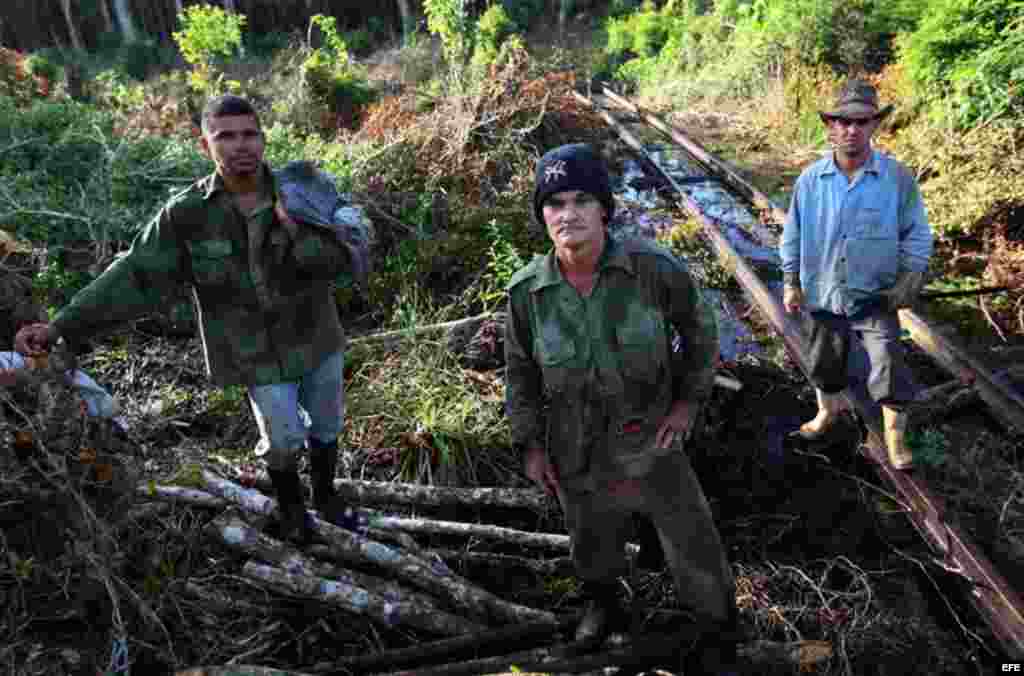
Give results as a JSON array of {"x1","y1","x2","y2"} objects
[
  {"x1": 174, "y1": 4, "x2": 247, "y2": 67},
  {"x1": 899, "y1": 0, "x2": 1023, "y2": 125},
  {"x1": 0, "y1": 97, "x2": 204, "y2": 248},
  {"x1": 472, "y1": 4, "x2": 520, "y2": 71},
  {"x1": 605, "y1": 1, "x2": 677, "y2": 60},
  {"x1": 301, "y1": 15, "x2": 375, "y2": 112},
  {"x1": 425, "y1": 0, "x2": 474, "y2": 68},
  {"x1": 92, "y1": 69, "x2": 146, "y2": 110},
  {"x1": 22, "y1": 55, "x2": 59, "y2": 84},
  {"x1": 479, "y1": 218, "x2": 526, "y2": 310},
  {"x1": 173, "y1": 4, "x2": 247, "y2": 96}
]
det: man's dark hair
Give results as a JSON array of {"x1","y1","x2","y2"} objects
[{"x1": 201, "y1": 95, "x2": 260, "y2": 134}]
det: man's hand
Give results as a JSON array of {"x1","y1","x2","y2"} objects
[
  {"x1": 881, "y1": 271, "x2": 925, "y2": 309},
  {"x1": 783, "y1": 284, "x2": 804, "y2": 314},
  {"x1": 656, "y1": 400, "x2": 698, "y2": 449},
  {"x1": 15, "y1": 323, "x2": 57, "y2": 357},
  {"x1": 524, "y1": 444, "x2": 559, "y2": 496}
]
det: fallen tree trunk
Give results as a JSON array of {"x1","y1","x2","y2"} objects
[
  {"x1": 368, "y1": 515, "x2": 570, "y2": 551},
  {"x1": 912, "y1": 364, "x2": 1024, "y2": 427},
  {"x1": 324, "y1": 615, "x2": 578, "y2": 674},
  {"x1": 242, "y1": 562, "x2": 485, "y2": 636},
  {"x1": 209, "y1": 513, "x2": 453, "y2": 611},
  {"x1": 310, "y1": 516, "x2": 557, "y2": 627},
  {"x1": 432, "y1": 549, "x2": 575, "y2": 577},
  {"x1": 176, "y1": 581, "x2": 272, "y2": 617},
  {"x1": 137, "y1": 484, "x2": 228, "y2": 509},
  {"x1": 202, "y1": 472, "x2": 558, "y2": 627},
  {"x1": 328, "y1": 479, "x2": 551, "y2": 513}
]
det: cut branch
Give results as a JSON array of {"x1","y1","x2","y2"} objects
[
  {"x1": 350, "y1": 313, "x2": 502, "y2": 348},
  {"x1": 242, "y1": 562, "x2": 485, "y2": 636},
  {"x1": 137, "y1": 484, "x2": 228, "y2": 509},
  {"x1": 209, "y1": 513, "x2": 458, "y2": 617},
  {"x1": 367, "y1": 515, "x2": 570, "y2": 551},
  {"x1": 431, "y1": 549, "x2": 575, "y2": 577},
  {"x1": 202, "y1": 472, "x2": 558, "y2": 627},
  {"x1": 329, "y1": 479, "x2": 551, "y2": 513}
]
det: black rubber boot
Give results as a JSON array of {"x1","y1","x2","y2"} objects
[
  {"x1": 573, "y1": 580, "x2": 623, "y2": 653},
  {"x1": 268, "y1": 469, "x2": 310, "y2": 544},
  {"x1": 308, "y1": 438, "x2": 364, "y2": 531},
  {"x1": 308, "y1": 437, "x2": 339, "y2": 512},
  {"x1": 682, "y1": 607, "x2": 742, "y2": 676}
]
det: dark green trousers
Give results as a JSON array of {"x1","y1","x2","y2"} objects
[{"x1": 556, "y1": 449, "x2": 735, "y2": 625}]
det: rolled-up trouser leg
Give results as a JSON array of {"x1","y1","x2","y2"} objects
[
  {"x1": 248, "y1": 382, "x2": 307, "y2": 472},
  {"x1": 299, "y1": 349, "x2": 346, "y2": 450},
  {"x1": 804, "y1": 311, "x2": 852, "y2": 394},
  {"x1": 851, "y1": 310, "x2": 918, "y2": 406}
]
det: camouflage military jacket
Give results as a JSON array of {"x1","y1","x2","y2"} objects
[
  {"x1": 504, "y1": 235, "x2": 718, "y2": 482},
  {"x1": 53, "y1": 165, "x2": 352, "y2": 387}
]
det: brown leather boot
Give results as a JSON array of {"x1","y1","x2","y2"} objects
[
  {"x1": 792, "y1": 389, "x2": 844, "y2": 440},
  {"x1": 573, "y1": 581, "x2": 622, "y2": 652}
]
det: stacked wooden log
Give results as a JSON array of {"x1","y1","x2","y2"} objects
[{"x1": 138, "y1": 473, "x2": 837, "y2": 676}]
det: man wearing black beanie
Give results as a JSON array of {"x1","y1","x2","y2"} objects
[{"x1": 505, "y1": 143, "x2": 739, "y2": 674}]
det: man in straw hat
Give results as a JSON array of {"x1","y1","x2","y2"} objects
[{"x1": 780, "y1": 79, "x2": 933, "y2": 470}]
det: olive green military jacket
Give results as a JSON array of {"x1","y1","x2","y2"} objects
[
  {"x1": 505, "y1": 235, "x2": 718, "y2": 482},
  {"x1": 53, "y1": 166, "x2": 351, "y2": 387}
]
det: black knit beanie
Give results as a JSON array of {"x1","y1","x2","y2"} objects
[{"x1": 533, "y1": 143, "x2": 614, "y2": 226}]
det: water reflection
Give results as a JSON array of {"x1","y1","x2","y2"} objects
[{"x1": 611, "y1": 145, "x2": 787, "y2": 360}]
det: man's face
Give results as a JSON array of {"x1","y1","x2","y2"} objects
[
  {"x1": 542, "y1": 190, "x2": 607, "y2": 255},
  {"x1": 200, "y1": 114, "x2": 265, "y2": 179},
  {"x1": 825, "y1": 114, "x2": 879, "y2": 160}
]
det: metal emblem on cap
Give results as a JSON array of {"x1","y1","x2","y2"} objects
[{"x1": 544, "y1": 160, "x2": 567, "y2": 184}]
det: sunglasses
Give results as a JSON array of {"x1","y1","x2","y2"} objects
[{"x1": 825, "y1": 115, "x2": 877, "y2": 128}]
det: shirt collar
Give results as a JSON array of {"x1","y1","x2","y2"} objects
[
  {"x1": 201, "y1": 163, "x2": 280, "y2": 201},
  {"x1": 820, "y1": 148, "x2": 880, "y2": 177},
  {"x1": 530, "y1": 234, "x2": 634, "y2": 292}
]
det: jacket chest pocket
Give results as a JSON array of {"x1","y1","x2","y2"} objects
[
  {"x1": 535, "y1": 332, "x2": 576, "y2": 395},
  {"x1": 616, "y1": 309, "x2": 666, "y2": 384},
  {"x1": 188, "y1": 239, "x2": 234, "y2": 287},
  {"x1": 849, "y1": 208, "x2": 895, "y2": 240}
]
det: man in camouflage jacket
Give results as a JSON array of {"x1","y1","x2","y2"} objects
[
  {"x1": 505, "y1": 144, "x2": 738, "y2": 673},
  {"x1": 16, "y1": 95, "x2": 361, "y2": 541}
]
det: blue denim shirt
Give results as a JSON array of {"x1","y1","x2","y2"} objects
[{"x1": 780, "y1": 149, "x2": 932, "y2": 317}]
